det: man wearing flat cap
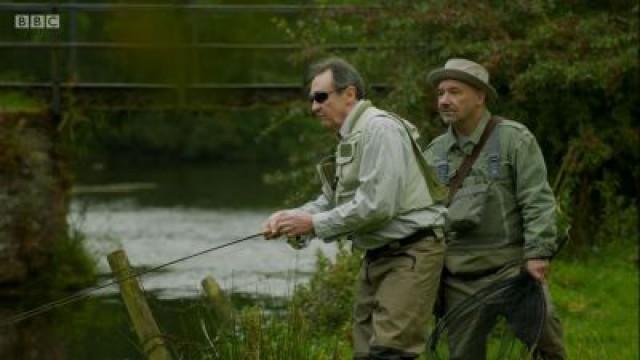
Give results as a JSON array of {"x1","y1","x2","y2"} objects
[{"x1": 424, "y1": 58, "x2": 567, "y2": 359}]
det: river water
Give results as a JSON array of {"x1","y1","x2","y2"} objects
[
  {"x1": 72, "y1": 160, "x2": 336, "y2": 299},
  {"x1": 0, "y1": 160, "x2": 337, "y2": 359}
]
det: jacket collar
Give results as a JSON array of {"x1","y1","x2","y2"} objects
[
  {"x1": 443, "y1": 110, "x2": 492, "y2": 155},
  {"x1": 339, "y1": 100, "x2": 371, "y2": 138}
]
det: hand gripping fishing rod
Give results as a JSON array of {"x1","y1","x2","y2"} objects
[{"x1": 0, "y1": 232, "x2": 265, "y2": 328}]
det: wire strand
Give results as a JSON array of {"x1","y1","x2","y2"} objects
[{"x1": 0, "y1": 232, "x2": 264, "y2": 327}]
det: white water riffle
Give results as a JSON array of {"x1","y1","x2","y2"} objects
[{"x1": 69, "y1": 199, "x2": 337, "y2": 299}]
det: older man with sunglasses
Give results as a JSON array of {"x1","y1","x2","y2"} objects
[{"x1": 263, "y1": 57, "x2": 448, "y2": 360}]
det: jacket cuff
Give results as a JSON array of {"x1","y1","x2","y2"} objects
[
  {"x1": 312, "y1": 212, "x2": 336, "y2": 240},
  {"x1": 523, "y1": 245, "x2": 555, "y2": 260}
]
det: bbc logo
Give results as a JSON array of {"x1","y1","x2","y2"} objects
[{"x1": 14, "y1": 14, "x2": 60, "y2": 29}]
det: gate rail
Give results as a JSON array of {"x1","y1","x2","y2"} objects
[{"x1": 1, "y1": 2, "x2": 397, "y2": 112}]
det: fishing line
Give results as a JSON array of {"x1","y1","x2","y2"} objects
[{"x1": 0, "y1": 232, "x2": 264, "y2": 327}]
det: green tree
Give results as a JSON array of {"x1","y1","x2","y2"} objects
[{"x1": 270, "y1": 0, "x2": 639, "y2": 251}]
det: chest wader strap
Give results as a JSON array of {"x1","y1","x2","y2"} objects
[{"x1": 486, "y1": 118, "x2": 501, "y2": 179}]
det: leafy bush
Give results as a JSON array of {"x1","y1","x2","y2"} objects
[
  {"x1": 269, "y1": 1, "x2": 639, "y2": 252},
  {"x1": 41, "y1": 228, "x2": 98, "y2": 291},
  {"x1": 291, "y1": 243, "x2": 360, "y2": 337},
  {"x1": 1, "y1": 108, "x2": 96, "y2": 291},
  {"x1": 197, "y1": 304, "x2": 349, "y2": 360}
]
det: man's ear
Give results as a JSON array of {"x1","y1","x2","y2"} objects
[
  {"x1": 475, "y1": 89, "x2": 487, "y2": 105},
  {"x1": 344, "y1": 85, "x2": 358, "y2": 102}
]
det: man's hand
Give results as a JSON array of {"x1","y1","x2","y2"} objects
[
  {"x1": 262, "y1": 210, "x2": 287, "y2": 239},
  {"x1": 525, "y1": 258, "x2": 550, "y2": 282},
  {"x1": 277, "y1": 210, "x2": 314, "y2": 237},
  {"x1": 262, "y1": 209, "x2": 314, "y2": 239}
]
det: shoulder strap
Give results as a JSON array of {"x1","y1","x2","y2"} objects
[
  {"x1": 486, "y1": 116, "x2": 502, "y2": 179},
  {"x1": 384, "y1": 112, "x2": 449, "y2": 204},
  {"x1": 448, "y1": 116, "x2": 500, "y2": 203}
]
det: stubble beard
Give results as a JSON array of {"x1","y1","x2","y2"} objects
[{"x1": 439, "y1": 111, "x2": 459, "y2": 125}]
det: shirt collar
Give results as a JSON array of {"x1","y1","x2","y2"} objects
[
  {"x1": 443, "y1": 110, "x2": 492, "y2": 155},
  {"x1": 339, "y1": 100, "x2": 368, "y2": 138}
]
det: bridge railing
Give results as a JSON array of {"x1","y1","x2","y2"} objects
[{"x1": 0, "y1": 2, "x2": 394, "y2": 111}]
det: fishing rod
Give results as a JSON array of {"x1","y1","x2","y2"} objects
[{"x1": 0, "y1": 232, "x2": 265, "y2": 328}]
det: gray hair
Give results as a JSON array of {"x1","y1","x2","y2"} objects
[{"x1": 307, "y1": 57, "x2": 365, "y2": 99}]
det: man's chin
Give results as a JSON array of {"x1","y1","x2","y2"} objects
[
  {"x1": 319, "y1": 118, "x2": 334, "y2": 130},
  {"x1": 441, "y1": 116, "x2": 458, "y2": 125}
]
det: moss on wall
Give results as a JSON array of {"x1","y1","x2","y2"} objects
[{"x1": 0, "y1": 107, "x2": 72, "y2": 289}]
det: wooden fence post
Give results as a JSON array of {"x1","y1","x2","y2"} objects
[{"x1": 108, "y1": 250, "x2": 172, "y2": 360}]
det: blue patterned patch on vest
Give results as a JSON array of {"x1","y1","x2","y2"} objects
[
  {"x1": 436, "y1": 159, "x2": 449, "y2": 184},
  {"x1": 488, "y1": 154, "x2": 500, "y2": 178}
]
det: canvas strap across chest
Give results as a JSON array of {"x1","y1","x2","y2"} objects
[{"x1": 436, "y1": 118, "x2": 502, "y2": 189}]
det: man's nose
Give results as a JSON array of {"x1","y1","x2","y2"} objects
[
  {"x1": 438, "y1": 93, "x2": 450, "y2": 107},
  {"x1": 311, "y1": 101, "x2": 321, "y2": 114}
]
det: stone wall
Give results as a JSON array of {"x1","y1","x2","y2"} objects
[{"x1": 0, "y1": 112, "x2": 69, "y2": 287}]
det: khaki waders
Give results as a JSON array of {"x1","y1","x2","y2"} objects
[{"x1": 353, "y1": 234, "x2": 445, "y2": 359}]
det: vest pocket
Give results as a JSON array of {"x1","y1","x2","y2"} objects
[
  {"x1": 335, "y1": 138, "x2": 359, "y2": 190},
  {"x1": 336, "y1": 141, "x2": 356, "y2": 165},
  {"x1": 448, "y1": 183, "x2": 489, "y2": 232}
]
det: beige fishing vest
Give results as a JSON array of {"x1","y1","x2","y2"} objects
[{"x1": 316, "y1": 102, "x2": 443, "y2": 214}]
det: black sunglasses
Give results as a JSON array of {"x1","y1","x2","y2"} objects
[{"x1": 308, "y1": 89, "x2": 338, "y2": 104}]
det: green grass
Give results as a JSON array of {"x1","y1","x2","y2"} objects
[
  {"x1": 551, "y1": 244, "x2": 638, "y2": 359},
  {"x1": 194, "y1": 305, "x2": 351, "y2": 360},
  {"x1": 144, "y1": 243, "x2": 639, "y2": 359},
  {"x1": 19, "y1": 228, "x2": 99, "y2": 294},
  {"x1": 48, "y1": 228, "x2": 99, "y2": 290},
  {"x1": 0, "y1": 91, "x2": 46, "y2": 113}
]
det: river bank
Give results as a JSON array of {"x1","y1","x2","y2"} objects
[{"x1": 1, "y1": 158, "x2": 636, "y2": 359}]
